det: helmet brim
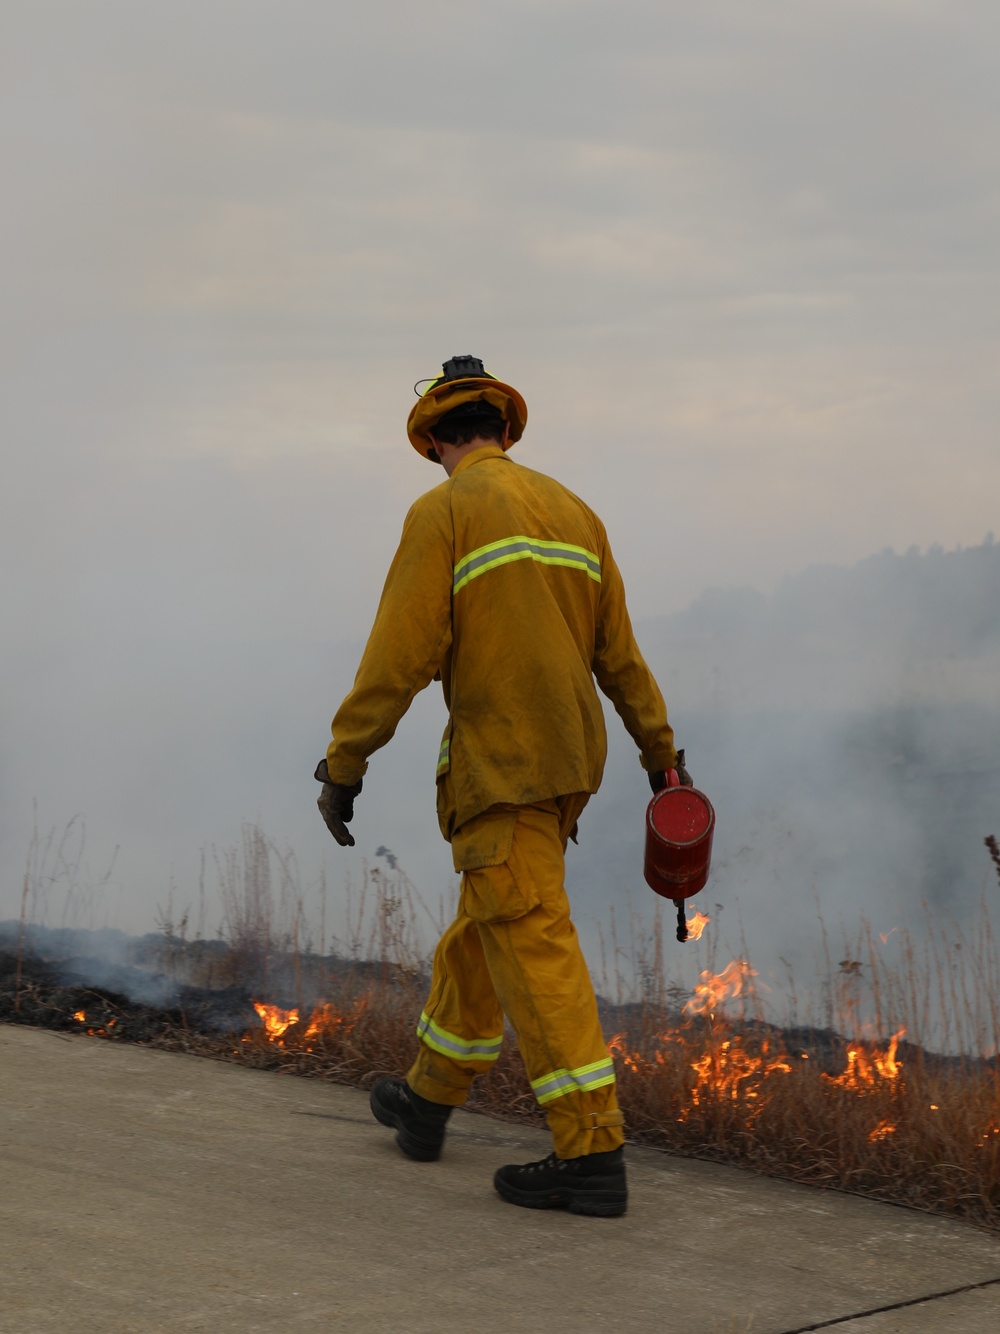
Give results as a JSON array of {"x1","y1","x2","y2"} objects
[{"x1": 406, "y1": 378, "x2": 527, "y2": 461}]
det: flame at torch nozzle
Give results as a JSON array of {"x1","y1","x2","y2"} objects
[
  {"x1": 685, "y1": 910, "x2": 710, "y2": 941},
  {"x1": 673, "y1": 900, "x2": 711, "y2": 943}
]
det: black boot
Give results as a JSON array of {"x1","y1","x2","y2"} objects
[
  {"x1": 369, "y1": 1076, "x2": 452, "y2": 1162},
  {"x1": 493, "y1": 1147, "x2": 627, "y2": 1217}
]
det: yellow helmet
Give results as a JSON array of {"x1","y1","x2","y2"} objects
[{"x1": 407, "y1": 355, "x2": 528, "y2": 462}]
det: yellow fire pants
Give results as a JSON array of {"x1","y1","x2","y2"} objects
[{"x1": 407, "y1": 797, "x2": 625, "y2": 1159}]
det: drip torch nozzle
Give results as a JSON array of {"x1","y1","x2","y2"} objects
[{"x1": 673, "y1": 899, "x2": 688, "y2": 943}]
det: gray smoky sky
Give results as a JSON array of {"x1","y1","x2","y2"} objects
[{"x1": 2, "y1": 2, "x2": 999, "y2": 991}]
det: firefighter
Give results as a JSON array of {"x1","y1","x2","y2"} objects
[{"x1": 316, "y1": 356, "x2": 681, "y2": 1217}]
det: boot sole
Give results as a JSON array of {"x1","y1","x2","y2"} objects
[
  {"x1": 493, "y1": 1178, "x2": 627, "y2": 1217},
  {"x1": 369, "y1": 1085, "x2": 444, "y2": 1162}
]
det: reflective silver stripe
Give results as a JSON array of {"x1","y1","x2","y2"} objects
[
  {"x1": 530, "y1": 1056, "x2": 617, "y2": 1105},
  {"x1": 417, "y1": 1011, "x2": 503, "y2": 1062},
  {"x1": 453, "y1": 536, "x2": 601, "y2": 595},
  {"x1": 436, "y1": 737, "x2": 450, "y2": 775}
]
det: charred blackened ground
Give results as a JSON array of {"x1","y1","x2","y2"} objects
[{"x1": 0, "y1": 922, "x2": 393, "y2": 1048}]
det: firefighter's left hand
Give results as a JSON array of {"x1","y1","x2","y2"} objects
[
  {"x1": 314, "y1": 760, "x2": 363, "y2": 847},
  {"x1": 648, "y1": 748, "x2": 694, "y2": 792}
]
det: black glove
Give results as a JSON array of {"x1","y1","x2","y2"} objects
[
  {"x1": 314, "y1": 759, "x2": 363, "y2": 847},
  {"x1": 648, "y1": 748, "x2": 693, "y2": 793}
]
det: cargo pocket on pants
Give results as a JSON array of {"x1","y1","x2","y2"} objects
[{"x1": 453, "y1": 810, "x2": 540, "y2": 924}]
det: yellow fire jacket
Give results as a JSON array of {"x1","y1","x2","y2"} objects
[{"x1": 325, "y1": 445, "x2": 678, "y2": 839}]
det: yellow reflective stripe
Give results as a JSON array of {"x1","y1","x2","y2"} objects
[
  {"x1": 436, "y1": 736, "x2": 450, "y2": 776},
  {"x1": 530, "y1": 1056, "x2": 617, "y2": 1105},
  {"x1": 453, "y1": 536, "x2": 601, "y2": 595},
  {"x1": 417, "y1": 1011, "x2": 503, "y2": 1062}
]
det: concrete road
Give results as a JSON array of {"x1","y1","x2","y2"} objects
[{"x1": 1, "y1": 1024, "x2": 998, "y2": 1334}]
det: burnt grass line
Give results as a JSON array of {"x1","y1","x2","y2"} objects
[{"x1": 3, "y1": 946, "x2": 999, "y2": 1236}]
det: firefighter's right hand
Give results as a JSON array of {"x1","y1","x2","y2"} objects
[{"x1": 314, "y1": 760, "x2": 363, "y2": 847}]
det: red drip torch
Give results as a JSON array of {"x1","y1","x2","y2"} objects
[{"x1": 644, "y1": 757, "x2": 716, "y2": 943}]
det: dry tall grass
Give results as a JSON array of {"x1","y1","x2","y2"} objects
[
  {"x1": 12, "y1": 818, "x2": 1000, "y2": 1232},
  {"x1": 211, "y1": 829, "x2": 1000, "y2": 1233}
]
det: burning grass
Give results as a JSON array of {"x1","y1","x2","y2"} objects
[
  {"x1": 5, "y1": 820, "x2": 1000, "y2": 1233},
  {"x1": 225, "y1": 952, "x2": 1000, "y2": 1233}
]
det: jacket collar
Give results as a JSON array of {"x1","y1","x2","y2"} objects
[{"x1": 449, "y1": 443, "x2": 509, "y2": 480}]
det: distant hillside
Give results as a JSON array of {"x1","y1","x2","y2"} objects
[
  {"x1": 635, "y1": 537, "x2": 1000, "y2": 713},
  {"x1": 669, "y1": 537, "x2": 1000, "y2": 647}
]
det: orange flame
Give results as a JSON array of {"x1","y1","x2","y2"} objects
[
  {"x1": 685, "y1": 910, "x2": 710, "y2": 941},
  {"x1": 603, "y1": 963, "x2": 911, "y2": 1141},
  {"x1": 868, "y1": 1118, "x2": 897, "y2": 1142},
  {"x1": 250, "y1": 970, "x2": 916, "y2": 1152},
  {"x1": 608, "y1": 1032, "x2": 644, "y2": 1074},
  {"x1": 253, "y1": 1001, "x2": 300, "y2": 1041},
  {"x1": 253, "y1": 996, "x2": 369, "y2": 1049},
  {"x1": 682, "y1": 1037, "x2": 792, "y2": 1124},
  {"x1": 684, "y1": 960, "x2": 756, "y2": 1016},
  {"x1": 301, "y1": 996, "x2": 368, "y2": 1042},
  {"x1": 824, "y1": 1029, "x2": 905, "y2": 1093},
  {"x1": 302, "y1": 1002, "x2": 336, "y2": 1041},
  {"x1": 73, "y1": 1010, "x2": 85, "y2": 1022}
]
